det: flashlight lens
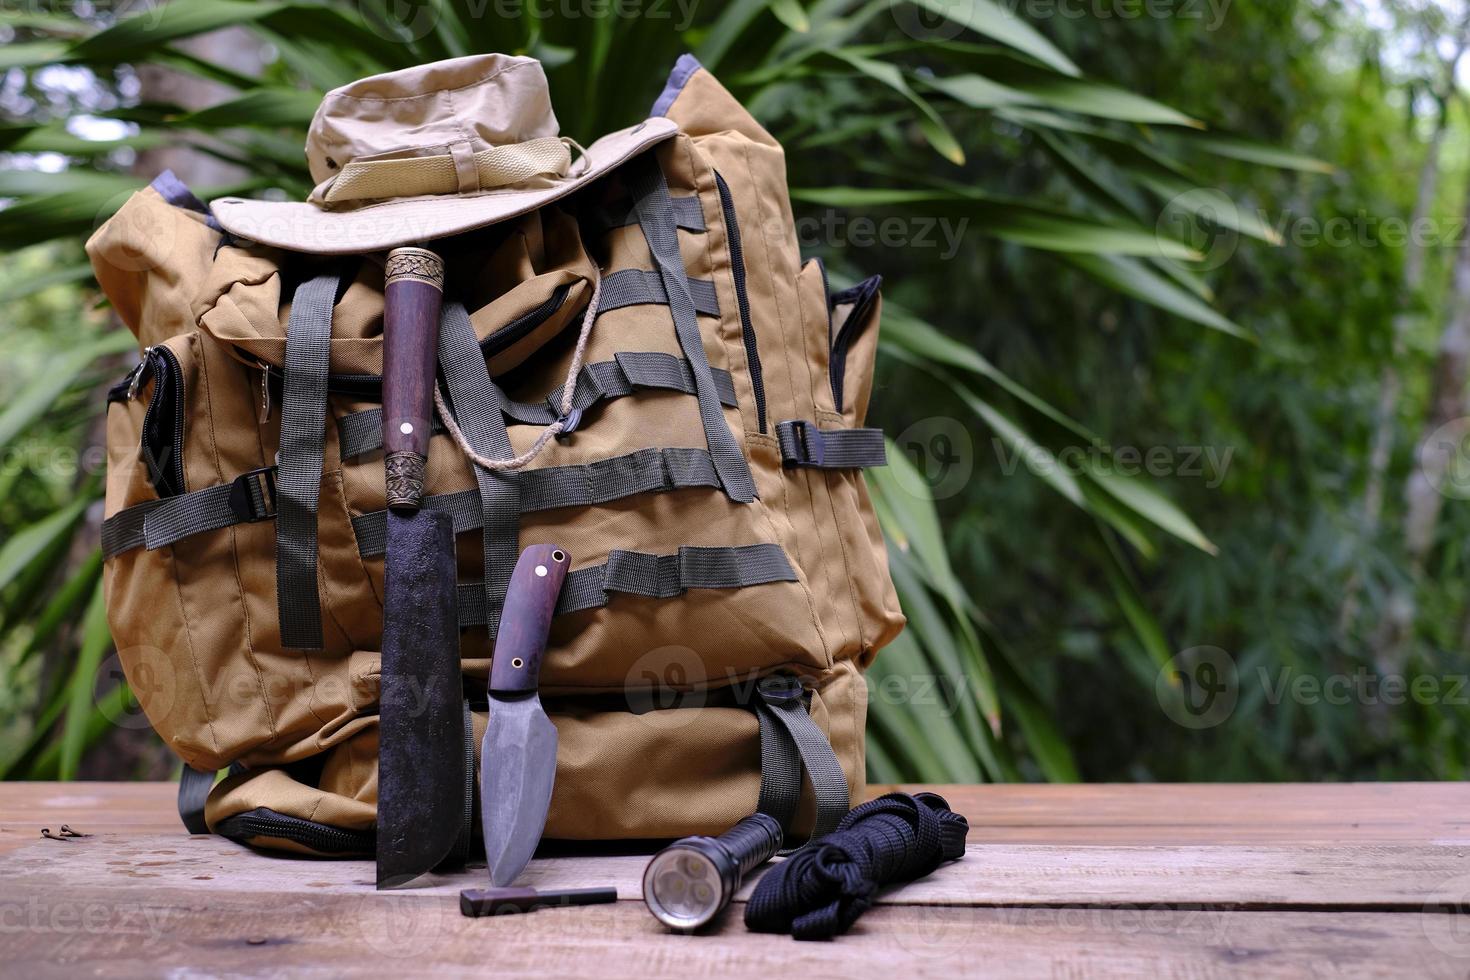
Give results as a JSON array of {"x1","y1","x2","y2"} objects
[{"x1": 643, "y1": 846, "x2": 723, "y2": 929}]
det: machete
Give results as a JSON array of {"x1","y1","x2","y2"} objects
[
  {"x1": 376, "y1": 245, "x2": 466, "y2": 890},
  {"x1": 481, "y1": 543, "x2": 569, "y2": 887}
]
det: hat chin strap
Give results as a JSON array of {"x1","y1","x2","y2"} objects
[{"x1": 321, "y1": 136, "x2": 586, "y2": 205}]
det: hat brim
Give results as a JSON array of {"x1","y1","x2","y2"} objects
[{"x1": 211, "y1": 118, "x2": 678, "y2": 255}]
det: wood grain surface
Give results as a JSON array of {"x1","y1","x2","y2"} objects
[{"x1": 2, "y1": 782, "x2": 1468, "y2": 977}]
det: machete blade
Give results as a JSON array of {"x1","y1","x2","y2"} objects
[
  {"x1": 377, "y1": 508, "x2": 465, "y2": 889},
  {"x1": 481, "y1": 693, "x2": 559, "y2": 887}
]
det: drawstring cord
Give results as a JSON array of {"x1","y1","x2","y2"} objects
[{"x1": 432, "y1": 267, "x2": 602, "y2": 472}]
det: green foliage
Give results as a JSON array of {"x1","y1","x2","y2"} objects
[{"x1": 7, "y1": 0, "x2": 1425, "y2": 786}]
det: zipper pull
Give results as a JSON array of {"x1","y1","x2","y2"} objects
[
  {"x1": 258, "y1": 361, "x2": 272, "y2": 423},
  {"x1": 126, "y1": 347, "x2": 155, "y2": 401}
]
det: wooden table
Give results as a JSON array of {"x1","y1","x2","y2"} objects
[{"x1": 3, "y1": 782, "x2": 1469, "y2": 977}]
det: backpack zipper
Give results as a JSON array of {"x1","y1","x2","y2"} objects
[
  {"x1": 214, "y1": 807, "x2": 374, "y2": 855},
  {"x1": 481, "y1": 283, "x2": 572, "y2": 359},
  {"x1": 714, "y1": 171, "x2": 767, "y2": 433},
  {"x1": 265, "y1": 364, "x2": 383, "y2": 400},
  {"x1": 137, "y1": 345, "x2": 187, "y2": 498},
  {"x1": 827, "y1": 275, "x2": 882, "y2": 415}
]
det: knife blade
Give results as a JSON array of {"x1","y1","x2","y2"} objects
[
  {"x1": 376, "y1": 245, "x2": 467, "y2": 890},
  {"x1": 481, "y1": 543, "x2": 570, "y2": 887}
]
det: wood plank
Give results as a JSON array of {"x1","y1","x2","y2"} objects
[
  {"x1": 885, "y1": 782, "x2": 1470, "y2": 845},
  {"x1": 5, "y1": 832, "x2": 1467, "y2": 911},
  {"x1": 6, "y1": 782, "x2": 1469, "y2": 851},
  {"x1": 0, "y1": 879, "x2": 1462, "y2": 979}
]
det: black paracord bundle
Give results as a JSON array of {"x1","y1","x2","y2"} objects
[{"x1": 744, "y1": 792, "x2": 969, "y2": 940}]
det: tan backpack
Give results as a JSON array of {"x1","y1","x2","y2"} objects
[{"x1": 89, "y1": 53, "x2": 902, "y2": 856}]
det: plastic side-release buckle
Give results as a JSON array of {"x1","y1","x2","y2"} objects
[{"x1": 227, "y1": 466, "x2": 278, "y2": 523}]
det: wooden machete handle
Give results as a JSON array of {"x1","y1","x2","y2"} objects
[{"x1": 382, "y1": 246, "x2": 446, "y2": 512}]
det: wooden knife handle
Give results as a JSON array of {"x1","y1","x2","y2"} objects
[
  {"x1": 382, "y1": 246, "x2": 446, "y2": 512},
  {"x1": 489, "y1": 544, "x2": 571, "y2": 695}
]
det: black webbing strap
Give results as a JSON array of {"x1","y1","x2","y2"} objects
[
  {"x1": 438, "y1": 301, "x2": 520, "y2": 640},
  {"x1": 275, "y1": 274, "x2": 337, "y2": 650},
  {"x1": 589, "y1": 194, "x2": 705, "y2": 234},
  {"x1": 775, "y1": 421, "x2": 887, "y2": 470},
  {"x1": 177, "y1": 765, "x2": 217, "y2": 835},
  {"x1": 101, "y1": 466, "x2": 277, "y2": 558},
  {"x1": 753, "y1": 675, "x2": 850, "y2": 844},
  {"x1": 630, "y1": 157, "x2": 756, "y2": 503},
  {"x1": 455, "y1": 542, "x2": 796, "y2": 624},
  {"x1": 599, "y1": 268, "x2": 721, "y2": 317},
  {"x1": 334, "y1": 354, "x2": 739, "y2": 459},
  {"x1": 352, "y1": 447, "x2": 722, "y2": 558}
]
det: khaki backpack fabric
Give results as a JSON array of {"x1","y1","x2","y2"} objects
[{"x1": 88, "y1": 55, "x2": 902, "y2": 855}]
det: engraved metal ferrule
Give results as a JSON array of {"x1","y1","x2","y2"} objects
[
  {"x1": 385, "y1": 450, "x2": 427, "y2": 510},
  {"x1": 385, "y1": 247, "x2": 446, "y2": 291}
]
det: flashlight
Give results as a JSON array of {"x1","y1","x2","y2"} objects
[{"x1": 642, "y1": 812, "x2": 783, "y2": 931}]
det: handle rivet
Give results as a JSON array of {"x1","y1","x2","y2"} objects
[
  {"x1": 552, "y1": 550, "x2": 566, "y2": 563},
  {"x1": 399, "y1": 421, "x2": 414, "y2": 435},
  {"x1": 511, "y1": 657, "x2": 524, "y2": 669},
  {"x1": 535, "y1": 565, "x2": 548, "y2": 577}
]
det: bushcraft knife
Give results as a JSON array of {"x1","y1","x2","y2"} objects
[
  {"x1": 376, "y1": 246, "x2": 468, "y2": 890},
  {"x1": 481, "y1": 543, "x2": 570, "y2": 887}
]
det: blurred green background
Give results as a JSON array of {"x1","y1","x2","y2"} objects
[{"x1": 2, "y1": 0, "x2": 1467, "y2": 783}]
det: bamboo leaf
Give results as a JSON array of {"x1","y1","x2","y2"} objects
[
  {"x1": 1065, "y1": 253, "x2": 1250, "y2": 338},
  {"x1": 879, "y1": 302, "x2": 1098, "y2": 442},
  {"x1": 0, "y1": 263, "x2": 95, "y2": 303},
  {"x1": 1098, "y1": 526, "x2": 1174, "y2": 676},
  {"x1": 828, "y1": 51, "x2": 964, "y2": 164},
  {"x1": 1180, "y1": 133, "x2": 1335, "y2": 174},
  {"x1": 69, "y1": 1, "x2": 286, "y2": 61},
  {"x1": 0, "y1": 498, "x2": 90, "y2": 594},
  {"x1": 1085, "y1": 466, "x2": 1218, "y2": 554},
  {"x1": 792, "y1": 186, "x2": 1202, "y2": 259},
  {"x1": 0, "y1": 331, "x2": 137, "y2": 450},
  {"x1": 0, "y1": 40, "x2": 71, "y2": 70},
  {"x1": 767, "y1": 0, "x2": 811, "y2": 33},
  {"x1": 177, "y1": 87, "x2": 325, "y2": 129},
  {"x1": 904, "y1": 0, "x2": 1079, "y2": 77},
  {"x1": 946, "y1": 383, "x2": 1087, "y2": 507},
  {"x1": 60, "y1": 580, "x2": 112, "y2": 780}
]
